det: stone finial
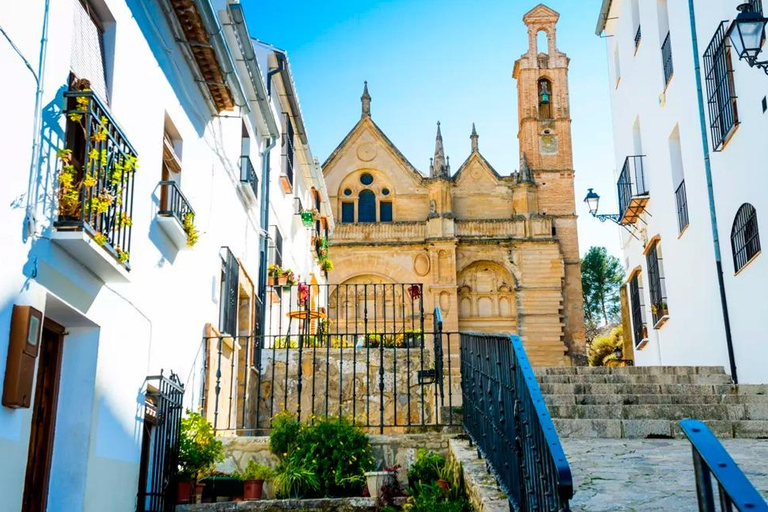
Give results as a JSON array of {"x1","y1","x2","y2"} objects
[
  {"x1": 430, "y1": 121, "x2": 449, "y2": 178},
  {"x1": 518, "y1": 153, "x2": 535, "y2": 184},
  {"x1": 361, "y1": 81, "x2": 371, "y2": 118},
  {"x1": 470, "y1": 123, "x2": 479, "y2": 152}
]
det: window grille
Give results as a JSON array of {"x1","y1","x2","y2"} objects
[
  {"x1": 270, "y1": 228, "x2": 283, "y2": 268},
  {"x1": 629, "y1": 273, "x2": 646, "y2": 347},
  {"x1": 675, "y1": 180, "x2": 689, "y2": 233},
  {"x1": 731, "y1": 203, "x2": 761, "y2": 272},
  {"x1": 219, "y1": 248, "x2": 239, "y2": 336},
  {"x1": 661, "y1": 31, "x2": 674, "y2": 86},
  {"x1": 358, "y1": 190, "x2": 376, "y2": 223},
  {"x1": 703, "y1": 22, "x2": 739, "y2": 151},
  {"x1": 282, "y1": 115, "x2": 294, "y2": 186},
  {"x1": 646, "y1": 241, "x2": 668, "y2": 326}
]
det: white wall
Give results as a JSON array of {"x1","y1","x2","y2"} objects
[
  {"x1": 600, "y1": 0, "x2": 768, "y2": 383},
  {"x1": 0, "y1": 0, "x2": 301, "y2": 509}
]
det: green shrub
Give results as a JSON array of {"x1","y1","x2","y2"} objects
[
  {"x1": 588, "y1": 325, "x2": 623, "y2": 366},
  {"x1": 270, "y1": 411, "x2": 301, "y2": 458},
  {"x1": 268, "y1": 414, "x2": 374, "y2": 498},
  {"x1": 178, "y1": 411, "x2": 224, "y2": 483},
  {"x1": 236, "y1": 460, "x2": 273, "y2": 481},
  {"x1": 407, "y1": 449, "x2": 446, "y2": 492}
]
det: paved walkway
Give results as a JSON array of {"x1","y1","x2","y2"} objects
[{"x1": 564, "y1": 438, "x2": 768, "y2": 511}]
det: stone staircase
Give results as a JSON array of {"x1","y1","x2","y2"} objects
[{"x1": 536, "y1": 366, "x2": 768, "y2": 439}]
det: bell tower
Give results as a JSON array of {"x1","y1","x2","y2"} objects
[{"x1": 513, "y1": 4, "x2": 586, "y2": 362}]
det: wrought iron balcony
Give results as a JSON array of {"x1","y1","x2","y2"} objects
[
  {"x1": 675, "y1": 180, "x2": 689, "y2": 233},
  {"x1": 239, "y1": 155, "x2": 258, "y2": 200},
  {"x1": 616, "y1": 155, "x2": 649, "y2": 224},
  {"x1": 53, "y1": 90, "x2": 137, "y2": 280},
  {"x1": 157, "y1": 180, "x2": 195, "y2": 249},
  {"x1": 662, "y1": 31, "x2": 674, "y2": 86}
]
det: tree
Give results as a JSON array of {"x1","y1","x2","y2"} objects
[
  {"x1": 581, "y1": 246, "x2": 625, "y2": 325},
  {"x1": 588, "y1": 325, "x2": 623, "y2": 366}
]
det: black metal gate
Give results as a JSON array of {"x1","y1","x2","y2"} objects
[{"x1": 138, "y1": 372, "x2": 184, "y2": 512}]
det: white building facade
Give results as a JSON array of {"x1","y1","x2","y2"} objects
[
  {"x1": 0, "y1": 0, "x2": 331, "y2": 510},
  {"x1": 594, "y1": 0, "x2": 768, "y2": 383}
]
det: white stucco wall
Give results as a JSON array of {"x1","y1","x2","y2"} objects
[
  {"x1": 600, "y1": 0, "x2": 768, "y2": 383},
  {"x1": 0, "y1": 0, "x2": 328, "y2": 510}
]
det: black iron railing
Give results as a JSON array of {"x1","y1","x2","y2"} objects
[
  {"x1": 240, "y1": 155, "x2": 258, "y2": 199},
  {"x1": 680, "y1": 419, "x2": 768, "y2": 512},
  {"x1": 139, "y1": 372, "x2": 184, "y2": 512},
  {"x1": 617, "y1": 155, "x2": 648, "y2": 220},
  {"x1": 646, "y1": 241, "x2": 668, "y2": 326},
  {"x1": 634, "y1": 24, "x2": 642, "y2": 50},
  {"x1": 675, "y1": 180, "x2": 689, "y2": 233},
  {"x1": 157, "y1": 180, "x2": 194, "y2": 226},
  {"x1": 704, "y1": 22, "x2": 739, "y2": 151},
  {"x1": 461, "y1": 333, "x2": 572, "y2": 512},
  {"x1": 202, "y1": 284, "x2": 458, "y2": 435},
  {"x1": 55, "y1": 90, "x2": 137, "y2": 267},
  {"x1": 662, "y1": 31, "x2": 674, "y2": 86}
]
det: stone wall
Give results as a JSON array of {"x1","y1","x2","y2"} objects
[{"x1": 249, "y1": 348, "x2": 440, "y2": 431}]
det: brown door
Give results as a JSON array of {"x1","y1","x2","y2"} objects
[{"x1": 21, "y1": 320, "x2": 64, "y2": 512}]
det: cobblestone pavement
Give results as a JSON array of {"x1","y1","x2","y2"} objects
[{"x1": 563, "y1": 438, "x2": 768, "y2": 511}]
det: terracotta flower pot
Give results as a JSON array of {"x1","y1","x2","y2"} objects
[
  {"x1": 278, "y1": 274, "x2": 289, "y2": 287},
  {"x1": 243, "y1": 479, "x2": 265, "y2": 500},
  {"x1": 194, "y1": 483, "x2": 205, "y2": 504},
  {"x1": 177, "y1": 481, "x2": 194, "y2": 504}
]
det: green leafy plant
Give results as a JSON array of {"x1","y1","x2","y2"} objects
[
  {"x1": 236, "y1": 460, "x2": 273, "y2": 482},
  {"x1": 320, "y1": 258, "x2": 334, "y2": 273},
  {"x1": 588, "y1": 325, "x2": 623, "y2": 366},
  {"x1": 178, "y1": 411, "x2": 224, "y2": 483},
  {"x1": 273, "y1": 454, "x2": 320, "y2": 498},
  {"x1": 184, "y1": 212, "x2": 199, "y2": 247},
  {"x1": 268, "y1": 414, "x2": 374, "y2": 498},
  {"x1": 407, "y1": 449, "x2": 446, "y2": 493},
  {"x1": 404, "y1": 482, "x2": 467, "y2": 512}
]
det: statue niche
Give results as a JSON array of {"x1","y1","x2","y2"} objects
[{"x1": 457, "y1": 261, "x2": 517, "y2": 333}]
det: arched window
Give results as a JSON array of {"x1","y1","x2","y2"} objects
[
  {"x1": 538, "y1": 78, "x2": 552, "y2": 119},
  {"x1": 731, "y1": 203, "x2": 761, "y2": 272},
  {"x1": 358, "y1": 189, "x2": 376, "y2": 223}
]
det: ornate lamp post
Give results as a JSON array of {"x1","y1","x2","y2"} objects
[
  {"x1": 583, "y1": 188, "x2": 621, "y2": 224},
  {"x1": 728, "y1": 3, "x2": 768, "y2": 74}
]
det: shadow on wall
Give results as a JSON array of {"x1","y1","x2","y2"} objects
[{"x1": 124, "y1": 0, "x2": 209, "y2": 137}]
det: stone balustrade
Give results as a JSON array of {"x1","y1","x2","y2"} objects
[{"x1": 332, "y1": 222, "x2": 426, "y2": 243}]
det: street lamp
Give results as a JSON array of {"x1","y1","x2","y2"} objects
[
  {"x1": 728, "y1": 3, "x2": 768, "y2": 74},
  {"x1": 583, "y1": 188, "x2": 621, "y2": 224}
]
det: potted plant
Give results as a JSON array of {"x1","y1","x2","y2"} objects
[
  {"x1": 268, "y1": 265, "x2": 282, "y2": 287},
  {"x1": 320, "y1": 259, "x2": 334, "y2": 273},
  {"x1": 364, "y1": 468, "x2": 394, "y2": 500},
  {"x1": 283, "y1": 269, "x2": 296, "y2": 289},
  {"x1": 272, "y1": 455, "x2": 319, "y2": 499},
  {"x1": 297, "y1": 282, "x2": 310, "y2": 307},
  {"x1": 236, "y1": 460, "x2": 273, "y2": 500},
  {"x1": 300, "y1": 209, "x2": 317, "y2": 227},
  {"x1": 177, "y1": 411, "x2": 224, "y2": 504}
]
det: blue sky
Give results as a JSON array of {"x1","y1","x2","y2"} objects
[{"x1": 245, "y1": 0, "x2": 623, "y2": 258}]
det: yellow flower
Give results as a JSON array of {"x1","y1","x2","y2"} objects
[{"x1": 83, "y1": 174, "x2": 96, "y2": 188}]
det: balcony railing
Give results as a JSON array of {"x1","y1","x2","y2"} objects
[
  {"x1": 617, "y1": 155, "x2": 649, "y2": 224},
  {"x1": 54, "y1": 90, "x2": 137, "y2": 268},
  {"x1": 662, "y1": 31, "x2": 674, "y2": 86},
  {"x1": 634, "y1": 24, "x2": 642, "y2": 51},
  {"x1": 158, "y1": 180, "x2": 194, "y2": 225},
  {"x1": 675, "y1": 180, "x2": 689, "y2": 233},
  {"x1": 240, "y1": 155, "x2": 258, "y2": 199}
]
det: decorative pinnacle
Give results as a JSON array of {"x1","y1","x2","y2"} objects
[
  {"x1": 470, "y1": 123, "x2": 479, "y2": 152},
  {"x1": 431, "y1": 121, "x2": 449, "y2": 178},
  {"x1": 361, "y1": 81, "x2": 371, "y2": 118}
]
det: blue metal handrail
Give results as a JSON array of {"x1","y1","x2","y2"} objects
[
  {"x1": 680, "y1": 419, "x2": 768, "y2": 512},
  {"x1": 461, "y1": 332, "x2": 573, "y2": 511}
]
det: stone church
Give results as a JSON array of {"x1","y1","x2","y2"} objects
[{"x1": 322, "y1": 4, "x2": 585, "y2": 366}]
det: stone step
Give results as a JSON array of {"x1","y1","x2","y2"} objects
[
  {"x1": 552, "y1": 418, "x2": 768, "y2": 439},
  {"x1": 544, "y1": 393, "x2": 768, "y2": 406},
  {"x1": 547, "y1": 404, "x2": 768, "y2": 421},
  {"x1": 538, "y1": 383, "x2": 768, "y2": 396},
  {"x1": 537, "y1": 374, "x2": 733, "y2": 385},
  {"x1": 534, "y1": 365, "x2": 727, "y2": 376}
]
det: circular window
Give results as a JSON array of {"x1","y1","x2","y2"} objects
[
  {"x1": 343, "y1": 188, "x2": 352, "y2": 196},
  {"x1": 360, "y1": 173, "x2": 374, "y2": 185},
  {"x1": 382, "y1": 188, "x2": 390, "y2": 196}
]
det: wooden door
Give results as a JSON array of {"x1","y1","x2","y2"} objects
[{"x1": 21, "y1": 320, "x2": 64, "y2": 512}]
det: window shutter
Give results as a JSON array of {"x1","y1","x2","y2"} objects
[{"x1": 71, "y1": 0, "x2": 108, "y2": 102}]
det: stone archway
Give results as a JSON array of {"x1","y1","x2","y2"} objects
[{"x1": 457, "y1": 261, "x2": 518, "y2": 334}]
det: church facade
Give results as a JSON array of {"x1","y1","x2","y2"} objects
[{"x1": 322, "y1": 4, "x2": 585, "y2": 366}]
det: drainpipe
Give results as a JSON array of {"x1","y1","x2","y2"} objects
[
  {"x1": 266, "y1": 57, "x2": 283, "y2": 99},
  {"x1": 688, "y1": 0, "x2": 738, "y2": 383},
  {"x1": 258, "y1": 135, "x2": 277, "y2": 336}
]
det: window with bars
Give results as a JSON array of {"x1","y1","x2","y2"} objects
[
  {"x1": 629, "y1": 273, "x2": 647, "y2": 348},
  {"x1": 731, "y1": 203, "x2": 761, "y2": 272},
  {"x1": 269, "y1": 226, "x2": 283, "y2": 268},
  {"x1": 703, "y1": 22, "x2": 739, "y2": 151},
  {"x1": 646, "y1": 241, "x2": 668, "y2": 326},
  {"x1": 281, "y1": 114, "x2": 295, "y2": 188},
  {"x1": 675, "y1": 180, "x2": 689, "y2": 233},
  {"x1": 219, "y1": 248, "x2": 239, "y2": 336}
]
